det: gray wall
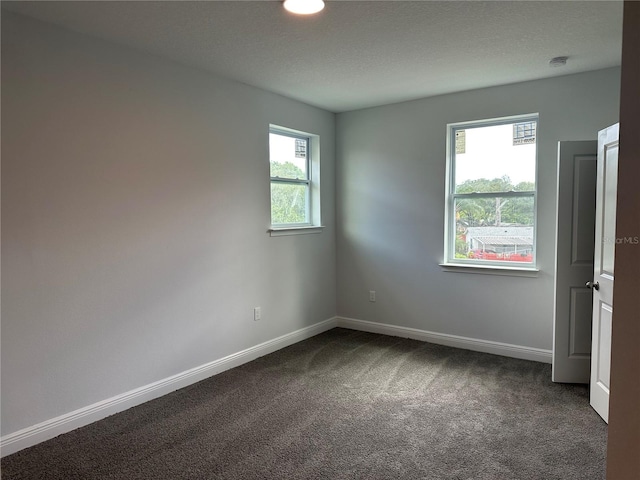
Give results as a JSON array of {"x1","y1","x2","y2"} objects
[
  {"x1": 336, "y1": 68, "x2": 621, "y2": 350},
  {"x1": 1, "y1": 13, "x2": 336, "y2": 436}
]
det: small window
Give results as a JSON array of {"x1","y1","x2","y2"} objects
[
  {"x1": 269, "y1": 127, "x2": 320, "y2": 229},
  {"x1": 444, "y1": 115, "x2": 538, "y2": 268}
]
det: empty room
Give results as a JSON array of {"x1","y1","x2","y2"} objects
[{"x1": 2, "y1": 1, "x2": 638, "y2": 479}]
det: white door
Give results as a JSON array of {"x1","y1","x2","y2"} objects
[
  {"x1": 589, "y1": 123, "x2": 619, "y2": 423},
  {"x1": 552, "y1": 141, "x2": 597, "y2": 383}
]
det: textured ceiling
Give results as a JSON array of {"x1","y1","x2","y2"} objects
[{"x1": 2, "y1": 1, "x2": 624, "y2": 112}]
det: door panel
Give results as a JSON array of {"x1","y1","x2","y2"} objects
[
  {"x1": 595, "y1": 303, "x2": 613, "y2": 391},
  {"x1": 552, "y1": 141, "x2": 597, "y2": 383},
  {"x1": 601, "y1": 146, "x2": 618, "y2": 275},
  {"x1": 571, "y1": 157, "x2": 598, "y2": 266},
  {"x1": 569, "y1": 287, "x2": 593, "y2": 357}
]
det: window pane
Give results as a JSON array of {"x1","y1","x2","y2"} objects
[
  {"x1": 454, "y1": 122, "x2": 536, "y2": 193},
  {"x1": 269, "y1": 133, "x2": 308, "y2": 179},
  {"x1": 270, "y1": 182, "x2": 308, "y2": 224},
  {"x1": 454, "y1": 196, "x2": 534, "y2": 263}
]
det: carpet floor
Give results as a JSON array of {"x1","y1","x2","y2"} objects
[{"x1": 1, "y1": 328, "x2": 607, "y2": 479}]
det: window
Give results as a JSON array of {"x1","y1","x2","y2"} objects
[
  {"x1": 444, "y1": 114, "x2": 538, "y2": 269},
  {"x1": 269, "y1": 126, "x2": 321, "y2": 234}
]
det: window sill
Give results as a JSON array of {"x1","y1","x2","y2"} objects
[
  {"x1": 439, "y1": 263, "x2": 539, "y2": 278},
  {"x1": 269, "y1": 226, "x2": 325, "y2": 237}
]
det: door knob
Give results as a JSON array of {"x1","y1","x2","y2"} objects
[{"x1": 586, "y1": 281, "x2": 600, "y2": 291}]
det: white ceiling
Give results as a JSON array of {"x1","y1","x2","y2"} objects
[{"x1": 2, "y1": 0, "x2": 624, "y2": 113}]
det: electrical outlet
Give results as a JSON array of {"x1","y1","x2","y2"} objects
[
  {"x1": 369, "y1": 290, "x2": 376, "y2": 302},
  {"x1": 254, "y1": 307, "x2": 261, "y2": 321}
]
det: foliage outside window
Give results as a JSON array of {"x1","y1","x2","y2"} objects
[
  {"x1": 445, "y1": 115, "x2": 538, "y2": 268},
  {"x1": 269, "y1": 128, "x2": 314, "y2": 227}
]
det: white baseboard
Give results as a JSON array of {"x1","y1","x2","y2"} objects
[
  {"x1": 336, "y1": 317, "x2": 552, "y2": 364},
  {"x1": 0, "y1": 317, "x2": 338, "y2": 458}
]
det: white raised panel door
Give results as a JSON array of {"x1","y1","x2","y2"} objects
[
  {"x1": 590, "y1": 123, "x2": 619, "y2": 423},
  {"x1": 552, "y1": 141, "x2": 597, "y2": 383}
]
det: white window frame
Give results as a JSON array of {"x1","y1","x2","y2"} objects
[
  {"x1": 268, "y1": 125, "x2": 323, "y2": 236},
  {"x1": 442, "y1": 114, "x2": 539, "y2": 272}
]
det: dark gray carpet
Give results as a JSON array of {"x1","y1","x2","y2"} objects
[{"x1": 1, "y1": 328, "x2": 607, "y2": 479}]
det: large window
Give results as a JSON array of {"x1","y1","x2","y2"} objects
[
  {"x1": 269, "y1": 126, "x2": 320, "y2": 231},
  {"x1": 444, "y1": 115, "x2": 538, "y2": 268}
]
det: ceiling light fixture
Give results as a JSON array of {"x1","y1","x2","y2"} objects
[
  {"x1": 549, "y1": 56, "x2": 569, "y2": 67},
  {"x1": 283, "y1": 0, "x2": 325, "y2": 15}
]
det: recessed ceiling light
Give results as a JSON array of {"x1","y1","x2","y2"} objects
[
  {"x1": 549, "y1": 56, "x2": 569, "y2": 67},
  {"x1": 283, "y1": 0, "x2": 325, "y2": 15}
]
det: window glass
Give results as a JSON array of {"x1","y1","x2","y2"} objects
[
  {"x1": 269, "y1": 129, "x2": 314, "y2": 227},
  {"x1": 454, "y1": 123, "x2": 536, "y2": 193},
  {"x1": 447, "y1": 116, "x2": 538, "y2": 267},
  {"x1": 269, "y1": 133, "x2": 308, "y2": 179},
  {"x1": 270, "y1": 183, "x2": 308, "y2": 225}
]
